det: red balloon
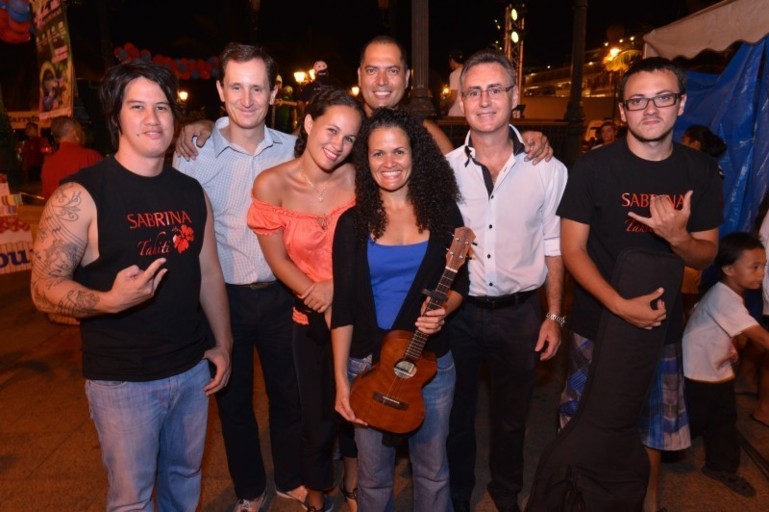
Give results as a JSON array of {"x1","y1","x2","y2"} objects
[{"x1": 125, "y1": 42, "x2": 140, "y2": 59}]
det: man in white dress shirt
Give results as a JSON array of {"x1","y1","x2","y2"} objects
[{"x1": 444, "y1": 50, "x2": 568, "y2": 512}]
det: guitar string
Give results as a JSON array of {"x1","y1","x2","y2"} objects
[
  {"x1": 382, "y1": 278, "x2": 451, "y2": 406},
  {"x1": 367, "y1": 236, "x2": 470, "y2": 429}
]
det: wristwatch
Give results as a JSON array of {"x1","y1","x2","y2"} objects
[{"x1": 545, "y1": 311, "x2": 567, "y2": 327}]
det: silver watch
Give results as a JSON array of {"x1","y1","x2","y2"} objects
[{"x1": 545, "y1": 312, "x2": 566, "y2": 327}]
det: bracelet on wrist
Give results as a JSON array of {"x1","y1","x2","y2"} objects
[{"x1": 545, "y1": 311, "x2": 566, "y2": 327}]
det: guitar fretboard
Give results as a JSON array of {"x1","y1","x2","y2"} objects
[{"x1": 404, "y1": 267, "x2": 458, "y2": 362}]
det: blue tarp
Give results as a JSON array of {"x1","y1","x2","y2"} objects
[{"x1": 674, "y1": 39, "x2": 769, "y2": 234}]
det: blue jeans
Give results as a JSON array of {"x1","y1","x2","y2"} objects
[
  {"x1": 85, "y1": 359, "x2": 210, "y2": 512},
  {"x1": 348, "y1": 352, "x2": 455, "y2": 512}
]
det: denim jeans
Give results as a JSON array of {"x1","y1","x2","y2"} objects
[
  {"x1": 348, "y1": 352, "x2": 455, "y2": 512},
  {"x1": 85, "y1": 359, "x2": 210, "y2": 512}
]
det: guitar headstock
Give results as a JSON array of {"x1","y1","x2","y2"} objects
[{"x1": 445, "y1": 227, "x2": 475, "y2": 271}]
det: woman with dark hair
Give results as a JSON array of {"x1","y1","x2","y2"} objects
[
  {"x1": 248, "y1": 88, "x2": 365, "y2": 512},
  {"x1": 331, "y1": 107, "x2": 469, "y2": 510}
]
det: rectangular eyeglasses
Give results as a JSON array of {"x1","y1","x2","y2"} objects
[
  {"x1": 461, "y1": 85, "x2": 515, "y2": 101},
  {"x1": 622, "y1": 93, "x2": 681, "y2": 111}
]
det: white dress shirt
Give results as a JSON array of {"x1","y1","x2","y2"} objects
[
  {"x1": 445, "y1": 126, "x2": 568, "y2": 297},
  {"x1": 175, "y1": 117, "x2": 297, "y2": 285}
]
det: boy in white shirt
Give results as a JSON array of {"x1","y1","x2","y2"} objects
[{"x1": 683, "y1": 232, "x2": 769, "y2": 498}]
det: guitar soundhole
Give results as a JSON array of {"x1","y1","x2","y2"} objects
[{"x1": 394, "y1": 360, "x2": 416, "y2": 379}]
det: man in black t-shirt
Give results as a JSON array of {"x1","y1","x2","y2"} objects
[
  {"x1": 557, "y1": 57, "x2": 722, "y2": 512},
  {"x1": 31, "y1": 61, "x2": 232, "y2": 511}
]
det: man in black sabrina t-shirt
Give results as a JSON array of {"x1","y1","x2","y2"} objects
[
  {"x1": 557, "y1": 57, "x2": 722, "y2": 512},
  {"x1": 30, "y1": 61, "x2": 232, "y2": 511}
]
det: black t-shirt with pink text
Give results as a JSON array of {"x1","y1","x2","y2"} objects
[
  {"x1": 66, "y1": 157, "x2": 210, "y2": 381},
  {"x1": 558, "y1": 139, "x2": 722, "y2": 344}
]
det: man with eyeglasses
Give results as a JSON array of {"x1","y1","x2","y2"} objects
[
  {"x1": 444, "y1": 50, "x2": 568, "y2": 512},
  {"x1": 557, "y1": 57, "x2": 722, "y2": 512}
]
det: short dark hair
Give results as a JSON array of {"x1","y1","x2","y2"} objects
[
  {"x1": 99, "y1": 60, "x2": 179, "y2": 149},
  {"x1": 716, "y1": 232, "x2": 764, "y2": 273},
  {"x1": 460, "y1": 50, "x2": 515, "y2": 90},
  {"x1": 619, "y1": 56, "x2": 686, "y2": 101},
  {"x1": 219, "y1": 42, "x2": 279, "y2": 90},
  {"x1": 359, "y1": 35, "x2": 408, "y2": 68},
  {"x1": 50, "y1": 116, "x2": 82, "y2": 142},
  {"x1": 600, "y1": 120, "x2": 617, "y2": 130},
  {"x1": 449, "y1": 48, "x2": 465, "y2": 64},
  {"x1": 294, "y1": 88, "x2": 365, "y2": 157},
  {"x1": 683, "y1": 124, "x2": 727, "y2": 159}
]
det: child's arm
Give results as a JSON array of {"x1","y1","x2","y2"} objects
[{"x1": 741, "y1": 324, "x2": 769, "y2": 351}]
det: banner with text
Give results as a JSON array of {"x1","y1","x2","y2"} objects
[{"x1": 33, "y1": 0, "x2": 74, "y2": 120}]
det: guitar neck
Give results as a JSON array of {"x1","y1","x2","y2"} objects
[{"x1": 404, "y1": 267, "x2": 457, "y2": 361}]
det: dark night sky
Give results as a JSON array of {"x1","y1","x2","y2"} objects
[{"x1": 1, "y1": 0, "x2": 716, "y2": 112}]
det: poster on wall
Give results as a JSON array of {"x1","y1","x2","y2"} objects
[
  {"x1": 0, "y1": 175, "x2": 33, "y2": 275},
  {"x1": 33, "y1": 0, "x2": 73, "y2": 120}
]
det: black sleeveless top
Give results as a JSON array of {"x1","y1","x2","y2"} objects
[{"x1": 65, "y1": 157, "x2": 210, "y2": 381}]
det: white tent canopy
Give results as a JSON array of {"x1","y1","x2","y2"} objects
[{"x1": 643, "y1": 0, "x2": 769, "y2": 59}]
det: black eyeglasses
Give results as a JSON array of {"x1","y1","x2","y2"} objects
[
  {"x1": 461, "y1": 85, "x2": 515, "y2": 101},
  {"x1": 622, "y1": 93, "x2": 681, "y2": 111}
]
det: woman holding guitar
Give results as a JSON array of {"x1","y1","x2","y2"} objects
[
  {"x1": 331, "y1": 108, "x2": 469, "y2": 511},
  {"x1": 248, "y1": 88, "x2": 364, "y2": 512}
]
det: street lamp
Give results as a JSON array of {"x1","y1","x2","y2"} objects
[
  {"x1": 177, "y1": 90, "x2": 189, "y2": 115},
  {"x1": 603, "y1": 45, "x2": 641, "y2": 119}
]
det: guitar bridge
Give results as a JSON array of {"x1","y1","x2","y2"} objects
[{"x1": 373, "y1": 392, "x2": 408, "y2": 410}]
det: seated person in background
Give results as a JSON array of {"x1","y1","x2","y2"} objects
[
  {"x1": 683, "y1": 232, "x2": 769, "y2": 498},
  {"x1": 41, "y1": 117, "x2": 103, "y2": 200},
  {"x1": 590, "y1": 120, "x2": 618, "y2": 150}
]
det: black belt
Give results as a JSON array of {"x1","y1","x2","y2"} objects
[
  {"x1": 465, "y1": 289, "x2": 537, "y2": 310},
  {"x1": 230, "y1": 280, "x2": 277, "y2": 290}
]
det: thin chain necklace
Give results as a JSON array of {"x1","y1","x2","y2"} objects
[{"x1": 300, "y1": 171, "x2": 330, "y2": 202}]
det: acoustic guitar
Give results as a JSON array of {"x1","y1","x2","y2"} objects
[{"x1": 349, "y1": 227, "x2": 474, "y2": 434}]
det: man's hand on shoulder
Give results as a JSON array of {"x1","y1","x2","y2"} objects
[
  {"x1": 175, "y1": 120, "x2": 215, "y2": 161},
  {"x1": 521, "y1": 131, "x2": 554, "y2": 164}
]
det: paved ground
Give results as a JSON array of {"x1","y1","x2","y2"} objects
[{"x1": 1, "y1": 200, "x2": 767, "y2": 511}]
